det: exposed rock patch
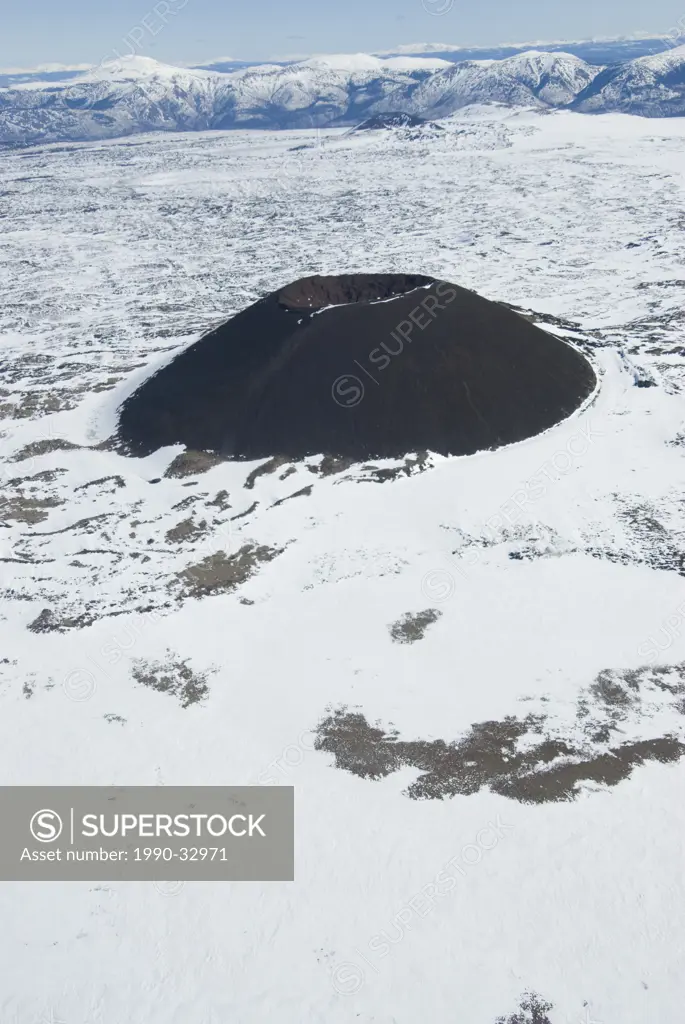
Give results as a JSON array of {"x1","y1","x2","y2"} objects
[
  {"x1": 9, "y1": 438, "x2": 81, "y2": 461},
  {"x1": 0, "y1": 495, "x2": 64, "y2": 524},
  {"x1": 350, "y1": 113, "x2": 433, "y2": 132},
  {"x1": 165, "y1": 517, "x2": 209, "y2": 544},
  {"x1": 245, "y1": 456, "x2": 291, "y2": 489},
  {"x1": 131, "y1": 653, "x2": 212, "y2": 708},
  {"x1": 164, "y1": 450, "x2": 226, "y2": 478},
  {"x1": 314, "y1": 660, "x2": 685, "y2": 803},
  {"x1": 174, "y1": 542, "x2": 284, "y2": 598},
  {"x1": 389, "y1": 608, "x2": 442, "y2": 644},
  {"x1": 495, "y1": 992, "x2": 554, "y2": 1024},
  {"x1": 269, "y1": 485, "x2": 313, "y2": 509}
]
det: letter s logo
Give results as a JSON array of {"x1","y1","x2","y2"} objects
[{"x1": 30, "y1": 809, "x2": 63, "y2": 843}]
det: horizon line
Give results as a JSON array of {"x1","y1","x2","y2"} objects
[{"x1": 0, "y1": 30, "x2": 672, "y2": 76}]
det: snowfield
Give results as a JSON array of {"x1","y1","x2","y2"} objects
[{"x1": 0, "y1": 109, "x2": 684, "y2": 1023}]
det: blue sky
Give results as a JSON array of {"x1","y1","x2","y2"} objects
[{"x1": 2, "y1": 0, "x2": 684, "y2": 69}]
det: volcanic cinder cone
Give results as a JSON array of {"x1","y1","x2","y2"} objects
[{"x1": 117, "y1": 274, "x2": 597, "y2": 461}]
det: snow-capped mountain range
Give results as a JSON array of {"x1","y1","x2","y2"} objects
[
  {"x1": 1, "y1": 45, "x2": 684, "y2": 147},
  {"x1": 371, "y1": 35, "x2": 678, "y2": 65},
  {"x1": 0, "y1": 33, "x2": 670, "y2": 86},
  {"x1": 572, "y1": 44, "x2": 685, "y2": 115},
  {"x1": 405, "y1": 51, "x2": 599, "y2": 117}
]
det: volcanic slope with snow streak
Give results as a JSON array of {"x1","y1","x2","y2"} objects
[
  {"x1": 0, "y1": 109, "x2": 684, "y2": 1023},
  {"x1": 116, "y1": 272, "x2": 596, "y2": 461}
]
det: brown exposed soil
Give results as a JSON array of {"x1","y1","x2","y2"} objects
[
  {"x1": 314, "y1": 660, "x2": 685, "y2": 803},
  {"x1": 171, "y1": 494, "x2": 206, "y2": 512},
  {"x1": 5, "y1": 469, "x2": 67, "y2": 486},
  {"x1": 28, "y1": 512, "x2": 116, "y2": 537},
  {"x1": 0, "y1": 391, "x2": 75, "y2": 420},
  {"x1": 27, "y1": 607, "x2": 92, "y2": 633},
  {"x1": 174, "y1": 542, "x2": 283, "y2": 598},
  {"x1": 9, "y1": 438, "x2": 81, "y2": 461},
  {"x1": 208, "y1": 490, "x2": 232, "y2": 511},
  {"x1": 165, "y1": 517, "x2": 209, "y2": 544},
  {"x1": 357, "y1": 452, "x2": 432, "y2": 483},
  {"x1": 315, "y1": 707, "x2": 685, "y2": 803},
  {"x1": 164, "y1": 450, "x2": 226, "y2": 478},
  {"x1": 0, "y1": 495, "x2": 64, "y2": 523},
  {"x1": 269, "y1": 485, "x2": 313, "y2": 508},
  {"x1": 307, "y1": 455, "x2": 356, "y2": 477},
  {"x1": 74, "y1": 475, "x2": 125, "y2": 492},
  {"x1": 230, "y1": 501, "x2": 258, "y2": 522},
  {"x1": 245, "y1": 455, "x2": 291, "y2": 489}
]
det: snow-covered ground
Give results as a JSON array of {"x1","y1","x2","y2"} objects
[{"x1": 0, "y1": 109, "x2": 684, "y2": 1023}]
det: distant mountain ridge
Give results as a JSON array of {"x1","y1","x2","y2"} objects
[
  {"x1": 1, "y1": 44, "x2": 684, "y2": 148},
  {"x1": 0, "y1": 35, "x2": 672, "y2": 88},
  {"x1": 572, "y1": 44, "x2": 685, "y2": 115},
  {"x1": 371, "y1": 35, "x2": 678, "y2": 66},
  {"x1": 404, "y1": 51, "x2": 600, "y2": 118}
]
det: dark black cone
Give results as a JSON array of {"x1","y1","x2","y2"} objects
[{"x1": 117, "y1": 274, "x2": 596, "y2": 461}]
